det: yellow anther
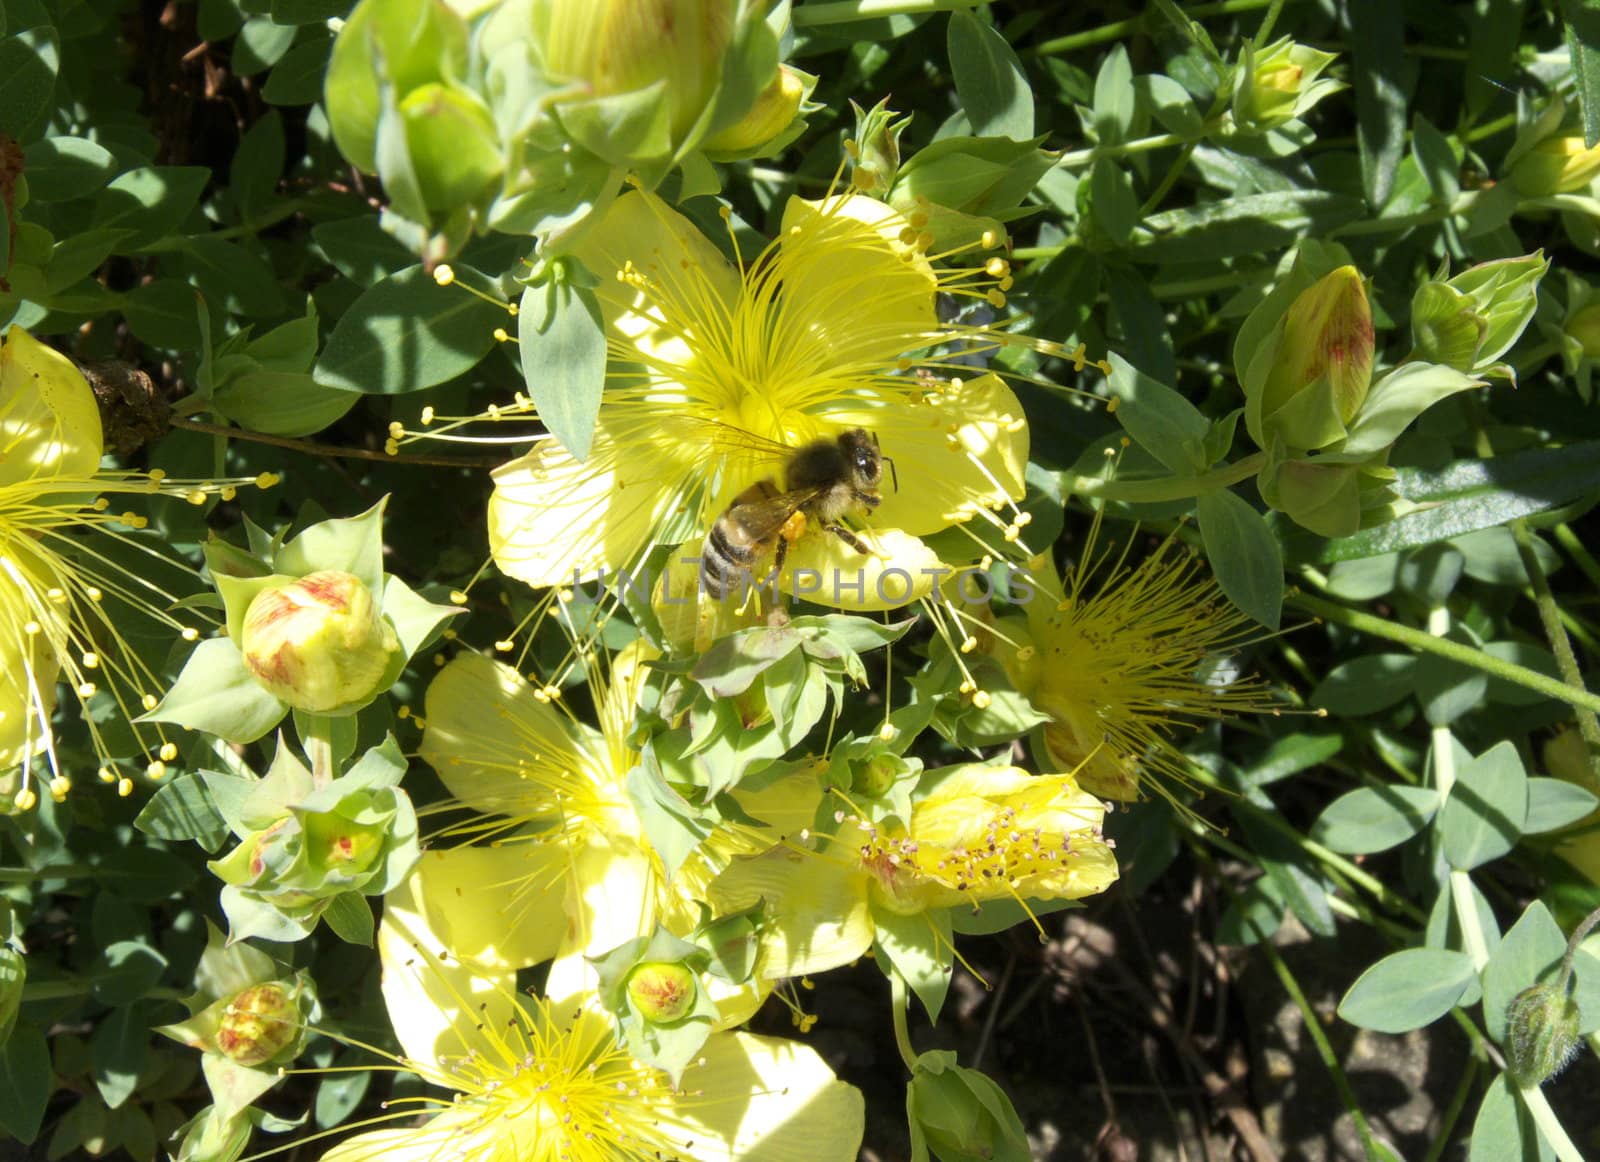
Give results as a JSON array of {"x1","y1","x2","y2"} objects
[
  {"x1": 117, "y1": 777, "x2": 134, "y2": 797},
  {"x1": 82, "y1": 651, "x2": 99, "y2": 668},
  {"x1": 421, "y1": 406, "x2": 435, "y2": 425},
  {"x1": 49, "y1": 777, "x2": 71, "y2": 801},
  {"x1": 433, "y1": 264, "x2": 456, "y2": 286},
  {"x1": 76, "y1": 681, "x2": 96, "y2": 697},
  {"x1": 450, "y1": 590, "x2": 469, "y2": 605},
  {"x1": 98, "y1": 766, "x2": 117, "y2": 783},
  {"x1": 878, "y1": 722, "x2": 896, "y2": 741},
  {"x1": 159, "y1": 742, "x2": 178, "y2": 761},
  {"x1": 221, "y1": 486, "x2": 237, "y2": 501},
  {"x1": 388, "y1": 421, "x2": 405, "y2": 439},
  {"x1": 186, "y1": 490, "x2": 206, "y2": 506},
  {"x1": 181, "y1": 627, "x2": 199, "y2": 641},
  {"x1": 256, "y1": 472, "x2": 281, "y2": 489},
  {"x1": 494, "y1": 639, "x2": 515, "y2": 652},
  {"x1": 141, "y1": 693, "x2": 158, "y2": 710},
  {"x1": 146, "y1": 760, "x2": 167, "y2": 780},
  {"x1": 13, "y1": 788, "x2": 37, "y2": 811}
]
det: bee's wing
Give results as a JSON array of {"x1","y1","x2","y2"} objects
[
  {"x1": 697, "y1": 418, "x2": 805, "y2": 459},
  {"x1": 725, "y1": 488, "x2": 824, "y2": 542}
]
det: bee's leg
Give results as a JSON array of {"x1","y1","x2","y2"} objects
[
  {"x1": 772, "y1": 534, "x2": 790, "y2": 577},
  {"x1": 824, "y1": 524, "x2": 874, "y2": 555}
]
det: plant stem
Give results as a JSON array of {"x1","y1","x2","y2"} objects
[
  {"x1": 0, "y1": 864, "x2": 93, "y2": 883},
  {"x1": 889, "y1": 971, "x2": 919, "y2": 1072},
  {"x1": 1027, "y1": 0, "x2": 1280, "y2": 57},
  {"x1": 1058, "y1": 131, "x2": 1191, "y2": 168},
  {"x1": 1290, "y1": 593, "x2": 1600, "y2": 718},
  {"x1": 302, "y1": 716, "x2": 338, "y2": 788},
  {"x1": 1519, "y1": 1085, "x2": 1587, "y2": 1162},
  {"x1": 1328, "y1": 191, "x2": 1482, "y2": 238},
  {"x1": 790, "y1": 0, "x2": 982, "y2": 25},
  {"x1": 1554, "y1": 522, "x2": 1600, "y2": 592},
  {"x1": 1511, "y1": 519, "x2": 1600, "y2": 762},
  {"x1": 1059, "y1": 451, "x2": 1266, "y2": 504},
  {"x1": 1259, "y1": 938, "x2": 1391, "y2": 1158}
]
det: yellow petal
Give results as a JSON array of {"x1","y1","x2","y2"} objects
[
  {"x1": 413, "y1": 845, "x2": 567, "y2": 970},
  {"x1": 827, "y1": 372, "x2": 1028, "y2": 536},
  {"x1": 571, "y1": 189, "x2": 741, "y2": 328},
  {"x1": 776, "y1": 194, "x2": 938, "y2": 367},
  {"x1": 0, "y1": 326, "x2": 105, "y2": 487},
  {"x1": 781, "y1": 526, "x2": 940, "y2": 611},
  {"x1": 658, "y1": 1031, "x2": 865, "y2": 1162},
  {"x1": 710, "y1": 846, "x2": 874, "y2": 978},
  {"x1": 0, "y1": 558, "x2": 59, "y2": 770},
  {"x1": 420, "y1": 651, "x2": 611, "y2": 817},
  {"x1": 487, "y1": 424, "x2": 689, "y2": 587},
  {"x1": 562, "y1": 835, "x2": 664, "y2": 955},
  {"x1": 377, "y1": 870, "x2": 516, "y2": 1068}
]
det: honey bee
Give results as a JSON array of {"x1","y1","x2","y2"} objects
[{"x1": 700, "y1": 428, "x2": 896, "y2": 599}]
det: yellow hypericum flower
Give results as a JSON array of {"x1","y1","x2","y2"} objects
[
  {"x1": 483, "y1": 187, "x2": 1033, "y2": 610},
  {"x1": 415, "y1": 644, "x2": 818, "y2": 972},
  {"x1": 995, "y1": 540, "x2": 1273, "y2": 803},
  {"x1": 0, "y1": 326, "x2": 271, "y2": 808},
  {"x1": 709, "y1": 763, "x2": 1117, "y2": 978},
  {"x1": 318, "y1": 877, "x2": 864, "y2": 1162}
]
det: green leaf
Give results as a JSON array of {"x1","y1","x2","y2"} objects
[
  {"x1": 312, "y1": 216, "x2": 414, "y2": 286},
  {"x1": 183, "y1": 236, "x2": 287, "y2": 318},
  {"x1": 1088, "y1": 158, "x2": 1138, "y2": 244},
  {"x1": 1348, "y1": 0, "x2": 1407, "y2": 207},
  {"x1": 1440, "y1": 741, "x2": 1528, "y2": 871},
  {"x1": 1563, "y1": 0, "x2": 1600, "y2": 148},
  {"x1": 93, "y1": 940, "x2": 168, "y2": 1007},
  {"x1": 1337, "y1": 947, "x2": 1477, "y2": 1032},
  {"x1": 0, "y1": 1023, "x2": 51, "y2": 1141},
  {"x1": 92, "y1": 166, "x2": 210, "y2": 252},
  {"x1": 91, "y1": 1004, "x2": 151, "y2": 1109},
  {"x1": 1523, "y1": 778, "x2": 1599, "y2": 834},
  {"x1": 233, "y1": 15, "x2": 297, "y2": 75},
  {"x1": 231, "y1": 110, "x2": 286, "y2": 223},
  {"x1": 322, "y1": 893, "x2": 375, "y2": 945},
  {"x1": 1410, "y1": 113, "x2": 1461, "y2": 205},
  {"x1": 20, "y1": 136, "x2": 115, "y2": 202},
  {"x1": 1338, "y1": 363, "x2": 1481, "y2": 458},
  {"x1": 313, "y1": 264, "x2": 504, "y2": 393},
  {"x1": 1288, "y1": 442, "x2": 1600, "y2": 564},
  {"x1": 141, "y1": 637, "x2": 287, "y2": 745},
  {"x1": 1196, "y1": 489, "x2": 1284, "y2": 628},
  {"x1": 134, "y1": 775, "x2": 232, "y2": 851},
  {"x1": 123, "y1": 279, "x2": 205, "y2": 350},
  {"x1": 1133, "y1": 192, "x2": 1365, "y2": 263},
  {"x1": 98, "y1": 847, "x2": 197, "y2": 904},
  {"x1": 211, "y1": 370, "x2": 359, "y2": 437},
  {"x1": 946, "y1": 9, "x2": 1032, "y2": 140},
  {"x1": 1469, "y1": 1073, "x2": 1552, "y2": 1162},
  {"x1": 0, "y1": 26, "x2": 58, "y2": 139},
  {"x1": 1481, "y1": 902, "x2": 1566, "y2": 1044},
  {"x1": 1312, "y1": 785, "x2": 1440, "y2": 854},
  {"x1": 519, "y1": 273, "x2": 605, "y2": 461},
  {"x1": 1413, "y1": 625, "x2": 1488, "y2": 727},
  {"x1": 262, "y1": 30, "x2": 332, "y2": 105},
  {"x1": 271, "y1": 0, "x2": 348, "y2": 22},
  {"x1": 1105, "y1": 264, "x2": 1174, "y2": 384},
  {"x1": 1090, "y1": 43, "x2": 1135, "y2": 144},
  {"x1": 874, "y1": 908, "x2": 953, "y2": 1022},
  {"x1": 1310, "y1": 654, "x2": 1416, "y2": 714},
  {"x1": 1103, "y1": 353, "x2": 1208, "y2": 474}
]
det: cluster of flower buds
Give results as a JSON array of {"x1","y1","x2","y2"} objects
[
  {"x1": 206, "y1": 739, "x2": 420, "y2": 941},
  {"x1": 1236, "y1": 243, "x2": 1544, "y2": 536},
  {"x1": 324, "y1": 0, "x2": 812, "y2": 250}
]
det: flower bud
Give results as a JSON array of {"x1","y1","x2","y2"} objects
[
  {"x1": 1505, "y1": 982, "x2": 1581, "y2": 1087},
  {"x1": 532, "y1": 0, "x2": 734, "y2": 143},
  {"x1": 1231, "y1": 37, "x2": 1340, "y2": 134},
  {"x1": 702, "y1": 65, "x2": 810, "y2": 156},
  {"x1": 240, "y1": 570, "x2": 400, "y2": 713},
  {"x1": 1410, "y1": 253, "x2": 1548, "y2": 373},
  {"x1": 215, "y1": 983, "x2": 302, "y2": 1067},
  {"x1": 1510, "y1": 135, "x2": 1600, "y2": 197},
  {"x1": 625, "y1": 961, "x2": 697, "y2": 1023},
  {"x1": 1252, "y1": 266, "x2": 1374, "y2": 451},
  {"x1": 398, "y1": 83, "x2": 504, "y2": 211},
  {"x1": 1566, "y1": 303, "x2": 1600, "y2": 359},
  {"x1": 849, "y1": 97, "x2": 909, "y2": 196}
]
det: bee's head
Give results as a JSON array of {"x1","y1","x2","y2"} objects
[{"x1": 838, "y1": 428, "x2": 892, "y2": 491}]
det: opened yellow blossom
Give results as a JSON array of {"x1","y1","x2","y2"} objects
[
  {"x1": 0, "y1": 326, "x2": 269, "y2": 808},
  {"x1": 995, "y1": 541, "x2": 1274, "y2": 802},
  {"x1": 709, "y1": 763, "x2": 1118, "y2": 978},
  {"x1": 321, "y1": 876, "x2": 864, "y2": 1162},
  {"x1": 485, "y1": 187, "x2": 1032, "y2": 610},
  {"x1": 415, "y1": 643, "x2": 818, "y2": 977}
]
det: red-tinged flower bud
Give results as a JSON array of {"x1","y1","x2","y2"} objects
[
  {"x1": 216, "y1": 983, "x2": 301, "y2": 1067},
  {"x1": 625, "y1": 961, "x2": 697, "y2": 1023},
  {"x1": 1254, "y1": 266, "x2": 1375, "y2": 450},
  {"x1": 1505, "y1": 982, "x2": 1581, "y2": 1087},
  {"x1": 240, "y1": 571, "x2": 400, "y2": 713}
]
